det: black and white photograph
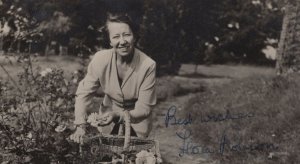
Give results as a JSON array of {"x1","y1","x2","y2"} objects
[{"x1": 0, "y1": 0, "x2": 299, "y2": 163}]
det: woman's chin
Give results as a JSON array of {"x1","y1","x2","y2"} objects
[{"x1": 116, "y1": 50, "x2": 133, "y2": 57}]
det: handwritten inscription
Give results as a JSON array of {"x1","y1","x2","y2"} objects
[
  {"x1": 200, "y1": 110, "x2": 254, "y2": 123},
  {"x1": 176, "y1": 129, "x2": 278, "y2": 157},
  {"x1": 165, "y1": 105, "x2": 192, "y2": 128},
  {"x1": 176, "y1": 129, "x2": 214, "y2": 157},
  {"x1": 163, "y1": 105, "x2": 278, "y2": 157},
  {"x1": 164, "y1": 105, "x2": 254, "y2": 128}
]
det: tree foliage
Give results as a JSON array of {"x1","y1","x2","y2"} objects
[
  {"x1": 0, "y1": 0, "x2": 284, "y2": 67},
  {"x1": 215, "y1": 0, "x2": 283, "y2": 64}
]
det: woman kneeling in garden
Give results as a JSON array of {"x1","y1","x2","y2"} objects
[{"x1": 70, "y1": 12, "x2": 156, "y2": 143}]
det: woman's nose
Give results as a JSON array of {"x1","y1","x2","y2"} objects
[{"x1": 119, "y1": 37, "x2": 127, "y2": 45}]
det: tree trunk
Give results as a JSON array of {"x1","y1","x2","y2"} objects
[
  {"x1": 194, "y1": 64, "x2": 198, "y2": 74},
  {"x1": 0, "y1": 36, "x2": 3, "y2": 55},
  {"x1": 276, "y1": 1, "x2": 300, "y2": 74}
]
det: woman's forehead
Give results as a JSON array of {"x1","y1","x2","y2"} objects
[{"x1": 107, "y1": 22, "x2": 132, "y2": 34}]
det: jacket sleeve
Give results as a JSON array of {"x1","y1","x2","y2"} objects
[
  {"x1": 129, "y1": 63, "x2": 157, "y2": 123},
  {"x1": 74, "y1": 56, "x2": 100, "y2": 125}
]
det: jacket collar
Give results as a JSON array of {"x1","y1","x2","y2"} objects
[{"x1": 112, "y1": 48, "x2": 139, "y2": 89}]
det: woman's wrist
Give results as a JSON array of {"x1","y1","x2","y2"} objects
[
  {"x1": 76, "y1": 123, "x2": 88, "y2": 130},
  {"x1": 74, "y1": 113, "x2": 88, "y2": 125}
]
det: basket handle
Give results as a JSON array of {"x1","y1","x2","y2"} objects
[{"x1": 123, "y1": 110, "x2": 131, "y2": 151}]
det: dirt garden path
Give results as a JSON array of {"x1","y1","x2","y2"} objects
[
  {"x1": 150, "y1": 64, "x2": 275, "y2": 164},
  {"x1": 150, "y1": 77, "x2": 232, "y2": 164}
]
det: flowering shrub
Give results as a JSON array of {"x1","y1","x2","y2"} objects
[
  {"x1": 87, "y1": 112, "x2": 110, "y2": 128},
  {"x1": 0, "y1": 54, "x2": 86, "y2": 163},
  {"x1": 135, "y1": 150, "x2": 162, "y2": 164},
  {"x1": 87, "y1": 113, "x2": 101, "y2": 127}
]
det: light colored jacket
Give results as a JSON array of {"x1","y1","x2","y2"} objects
[{"x1": 74, "y1": 48, "x2": 156, "y2": 137}]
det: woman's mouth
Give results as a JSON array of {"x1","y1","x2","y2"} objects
[{"x1": 118, "y1": 47, "x2": 128, "y2": 51}]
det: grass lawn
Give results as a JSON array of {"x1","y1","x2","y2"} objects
[
  {"x1": 184, "y1": 73, "x2": 300, "y2": 164},
  {"x1": 180, "y1": 64, "x2": 276, "y2": 79},
  {"x1": 0, "y1": 55, "x2": 85, "y2": 80},
  {"x1": 2, "y1": 55, "x2": 296, "y2": 164}
]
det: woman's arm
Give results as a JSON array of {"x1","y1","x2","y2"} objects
[
  {"x1": 126, "y1": 63, "x2": 157, "y2": 123},
  {"x1": 74, "y1": 56, "x2": 100, "y2": 125}
]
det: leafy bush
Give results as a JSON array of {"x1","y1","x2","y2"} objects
[
  {"x1": 185, "y1": 73, "x2": 300, "y2": 163},
  {"x1": 0, "y1": 54, "x2": 85, "y2": 163},
  {"x1": 0, "y1": 54, "x2": 192, "y2": 163}
]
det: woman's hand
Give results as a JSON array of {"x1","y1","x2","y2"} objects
[
  {"x1": 70, "y1": 125, "x2": 86, "y2": 144},
  {"x1": 98, "y1": 111, "x2": 121, "y2": 126}
]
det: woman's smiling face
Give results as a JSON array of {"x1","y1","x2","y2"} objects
[{"x1": 107, "y1": 22, "x2": 135, "y2": 57}]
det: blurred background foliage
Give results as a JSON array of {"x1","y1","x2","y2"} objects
[{"x1": 0, "y1": 0, "x2": 284, "y2": 75}]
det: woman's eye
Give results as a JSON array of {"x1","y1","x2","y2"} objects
[
  {"x1": 124, "y1": 33, "x2": 131, "y2": 37},
  {"x1": 112, "y1": 36, "x2": 119, "y2": 39}
]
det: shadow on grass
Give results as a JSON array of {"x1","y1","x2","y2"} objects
[
  {"x1": 179, "y1": 72, "x2": 232, "y2": 79},
  {"x1": 174, "y1": 85, "x2": 206, "y2": 97}
]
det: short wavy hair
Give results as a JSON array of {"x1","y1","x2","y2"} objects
[{"x1": 102, "y1": 12, "x2": 140, "y2": 47}]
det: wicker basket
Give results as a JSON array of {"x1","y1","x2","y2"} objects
[{"x1": 80, "y1": 110, "x2": 161, "y2": 163}]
